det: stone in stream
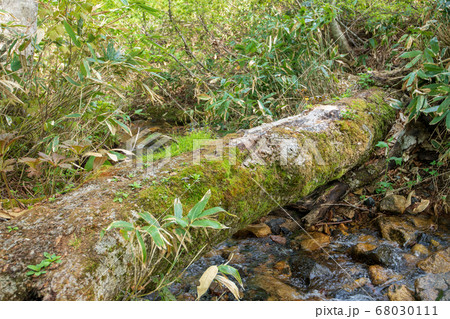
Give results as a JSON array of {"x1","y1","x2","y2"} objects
[
  {"x1": 265, "y1": 218, "x2": 286, "y2": 235},
  {"x1": 380, "y1": 195, "x2": 407, "y2": 214},
  {"x1": 417, "y1": 247, "x2": 450, "y2": 274},
  {"x1": 252, "y1": 275, "x2": 304, "y2": 301},
  {"x1": 350, "y1": 244, "x2": 404, "y2": 269},
  {"x1": 289, "y1": 255, "x2": 332, "y2": 287},
  {"x1": 387, "y1": 284, "x2": 415, "y2": 301},
  {"x1": 233, "y1": 223, "x2": 272, "y2": 238},
  {"x1": 292, "y1": 232, "x2": 330, "y2": 252},
  {"x1": 368, "y1": 265, "x2": 389, "y2": 286},
  {"x1": 411, "y1": 244, "x2": 430, "y2": 257},
  {"x1": 376, "y1": 216, "x2": 417, "y2": 246},
  {"x1": 415, "y1": 273, "x2": 450, "y2": 301}
]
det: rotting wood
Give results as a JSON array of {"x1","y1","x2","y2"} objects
[{"x1": 0, "y1": 89, "x2": 395, "y2": 300}]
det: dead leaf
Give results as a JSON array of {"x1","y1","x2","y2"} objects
[
  {"x1": 196, "y1": 265, "x2": 218, "y2": 300},
  {"x1": 215, "y1": 274, "x2": 241, "y2": 300},
  {"x1": 406, "y1": 190, "x2": 415, "y2": 208},
  {"x1": 413, "y1": 200, "x2": 430, "y2": 214}
]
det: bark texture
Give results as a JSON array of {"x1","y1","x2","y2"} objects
[{"x1": 0, "y1": 89, "x2": 395, "y2": 300}]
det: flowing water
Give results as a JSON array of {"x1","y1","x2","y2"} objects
[{"x1": 145, "y1": 212, "x2": 449, "y2": 301}]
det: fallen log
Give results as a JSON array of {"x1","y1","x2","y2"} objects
[{"x1": 0, "y1": 89, "x2": 395, "y2": 300}]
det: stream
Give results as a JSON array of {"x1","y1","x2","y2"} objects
[{"x1": 145, "y1": 210, "x2": 450, "y2": 301}]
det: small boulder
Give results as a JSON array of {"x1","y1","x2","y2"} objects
[
  {"x1": 273, "y1": 260, "x2": 292, "y2": 279},
  {"x1": 415, "y1": 273, "x2": 450, "y2": 301},
  {"x1": 350, "y1": 243, "x2": 377, "y2": 260},
  {"x1": 368, "y1": 265, "x2": 389, "y2": 286},
  {"x1": 417, "y1": 247, "x2": 450, "y2": 274},
  {"x1": 377, "y1": 216, "x2": 416, "y2": 246},
  {"x1": 270, "y1": 235, "x2": 287, "y2": 245},
  {"x1": 411, "y1": 244, "x2": 430, "y2": 257},
  {"x1": 387, "y1": 284, "x2": 415, "y2": 301},
  {"x1": 343, "y1": 278, "x2": 369, "y2": 292},
  {"x1": 252, "y1": 275, "x2": 304, "y2": 301},
  {"x1": 265, "y1": 218, "x2": 286, "y2": 235},
  {"x1": 289, "y1": 255, "x2": 332, "y2": 286},
  {"x1": 352, "y1": 244, "x2": 404, "y2": 269},
  {"x1": 380, "y1": 195, "x2": 407, "y2": 214},
  {"x1": 237, "y1": 223, "x2": 272, "y2": 238},
  {"x1": 293, "y1": 232, "x2": 330, "y2": 252}
]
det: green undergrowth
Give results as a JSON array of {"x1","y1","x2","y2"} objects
[{"x1": 141, "y1": 129, "x2": 214, "y2": 163}]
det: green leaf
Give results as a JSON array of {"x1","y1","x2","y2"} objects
[
  {"x1": 112, "y1": 118, "x2": 131, "y2": 135},
  {"x1": 63, "y1": 21, "x2": 81, "y2": 47},
  {"x1": 11, "y1": 54, "x2": 22, "y2": 72},
  {"x1": 135, "y1": 3, "x2": 160, "y2": 17},
  {"x1": 135, "y1": 230, "x2": 147, "y2": 263},
  {"x1": 405, "y1": 54, "x2": 422, "y2": 69},
  {"x1": 119, "y1": 0, "x2": 129, "y2": 5},
  {"x1": 399, "y1": 50, "x2": 422, "y2": 59},
  {"x1": 430, "y1": 111, "x2": 447, "y2": 125},
  {"x1": 106, "y1": 220, "x2": 134, "y2": 232},
  {"x1": 196, "y1": 207, "x2": 226, "y2": 219},
  {"x1": 187, "y1": 190, "x2": 211, "y2": 222},
  {"x1": 429, "y1": 37, "x2": 439, "y2": 55},
  {"x1": 218, "y1": 264, "x2": 243, "y2": 288},
  {"x1": 446, "y1": 112, "x2": 450, "y2": 130},
  {"x1": 141, "y1": 225, "x2": 166, "y2": 249},
  {"x1": 174, "y1": 198, "x2": 183, "y2": 219},
  {"x1": 63, "y1": 75, "x2": 82, "y2": 87},
  {"x1": 190, "y1": 219, "x2": 227, "y2": 229},
  {"x1": 138, "y1": 211, "x2": 159, "y2": 227},
  {"x1": 376, "y1": 141, "x2": 388, "y2": 148}
]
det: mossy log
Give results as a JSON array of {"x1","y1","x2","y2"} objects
[{"x1": 0, "y1": 89, "x2": 395, "y2": 300}]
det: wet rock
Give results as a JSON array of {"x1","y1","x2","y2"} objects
[
  {"x1": 380, "y1": 195, "x2": 407, "y2": 214},
  {"x1": 265, "y1": 218, "x2": 285, "y2": 235},
  {"x1": 368, "y1": 265, "x2": 389, "y2": 286},
  {"x1": 417, "y1": 247, "x2": 450, "y2": 274},
  {"x1": 403, "y1": 253, "x2": 419, "y2": 267},
  {"x1": 289, "y1": 255, "x2": 332, "y2": 286},
  {"x1": 411, "y1": 216, "x2": 435, "y2": 230},
  {"x1": 293, "y1": 232, "x2": 330, "y2": 252},
  {"x1": 352, "y1": 244, "x2": 404, "y2": 269},
  {"x1": 350, "y1": 243, "x2": 377, "y2": 260},
  {"x1": 387, "y1": 284, "x2": 415, "y2": 301},
  {"x1": 411, "y1": 244, "x2": 429, "y2": 257},
  {"x1": 273, "y1": 260, "x2": 291, "y2": 279},
  {"x1": 343, "y1": 278, "x2": 369, "y2": 292},
  {"x1": 235, "y1": 223, "x2": 271, "y2": 238},
  {"x1": 252, "y1": 275, "x2": 304, "y2": 300},
  {"x1": 363, "y1": 197, "x2": 376, "y2": 208},
  {"x1": 280, "y1": 219, "x2": 299, "y2": 232},
  {"x1": 269, "y1": 235, "x2": 287, "y2": 245},
  {"x1": 415, "y1": 273, "x2": 450, "y2": 301},
  {"x1": 377, "y1": 216, "x2": 416, "y2": 246}
]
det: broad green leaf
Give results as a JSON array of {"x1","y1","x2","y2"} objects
[
  {"x1": 112, "y1": 118, "x2": 131, "y2": 135},
  {"x1": 63, "y1": 75, "x2": 82, "y2": 87},
  {"x1": 218, "y1": 264, "x2": 243, "y2": 287},
  {"x1": 142, "y1": 225, "x2": 166, "y2": 249},
  {"x1": 174, "y1": 198, "x2": 183, "y2": 219},
  {"x1": 135, "y1": 230, "x2": 147, "y2": 263},
  {"x1": 429, "y1": 37, "x2": 439, "y2": 55},
  {"x1": 63, "y1": 21, "x2": 81, "y2": 47},
  {"x1": 196, "y1": 207, "x2": 226, "y2": 219},
  {"x1": 196, "y1": 265, "x2": 218, "y2": 300},
  {"x1": 375, "y1": 141, "x2": 388, "y2": 148},
  {"x1": 65, "y1": 113, "x2": 82, "y2": 118},
  {"x1": 191, "y1": 219, "x2": 227, "y2": 229},
  {"x1": 138, "y1": 211, "x2": 159, "y2": 227},
  {"x1": 405, "y1": 54, "x2": 422, "y2": 69},
  {"x1": 106, "y1": 221, "x2": 134, "y2": 231},
  {"x1": 187, "y1": 190, "x2": 211, "y2": 221},
  {"x1": 399, "y1": 50, "x2": 422, "y2": 59}
]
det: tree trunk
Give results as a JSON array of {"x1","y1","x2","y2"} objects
[{"x1": 0, "y1": 89, "x2": 395, "y2": 300}]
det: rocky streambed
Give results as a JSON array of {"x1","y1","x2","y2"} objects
[{"x1": 145, "y1": 206, "x2": 449, "y2": 301}]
